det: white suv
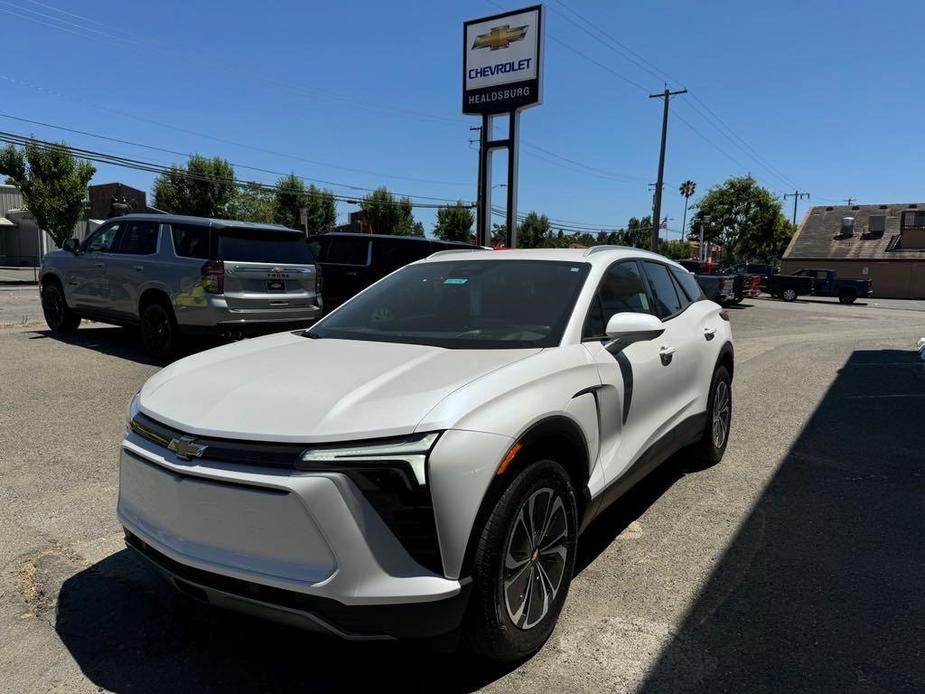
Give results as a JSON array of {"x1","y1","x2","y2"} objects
[{"x1": 118, "y1": 247, "x2": 733, "y2": 661}]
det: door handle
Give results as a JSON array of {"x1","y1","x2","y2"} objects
[
  {"x1": 704, "y1": 327, "x2": 716, "y2": 341},
  {"x1": 133, "y1": 265, "x2": 144, "y2": 271},
  {"x1": 95, "y1": 262, "x2": 104, "y2": 268},
  {"x1": 658, "y1": 345, "x2": 676, "y2": 366},
  {"x1": 344, "y1": 271, "x2": 358, "y2": 277}
]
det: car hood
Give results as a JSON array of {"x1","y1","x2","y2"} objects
[{"x1": 139, "y1": 331, "x2": 540, "y2": 442}]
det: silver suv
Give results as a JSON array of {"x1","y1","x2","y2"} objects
[{"x1": 40, "y1": 214, "x2": 322, "y2": 358}]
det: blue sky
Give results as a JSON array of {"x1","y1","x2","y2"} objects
[{"x1": 1, "y1": 0, "x2": 922, "y2": 237}]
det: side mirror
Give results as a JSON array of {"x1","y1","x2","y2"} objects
[
  {"x1": 604, "y1": 312, "x2": 664, "y2": 353},
  {"x1": 62, "y1": 238, "x2": 80, "y2": 254}
]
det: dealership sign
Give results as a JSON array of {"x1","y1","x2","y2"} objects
[{"x1": 463, "y1": 5, "x2": 543, "y2": 115}]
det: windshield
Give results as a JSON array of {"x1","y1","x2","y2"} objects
[
  {"x1": 311, "y1": 259, "x2": 590, "y2": 349},
  {"x1": 217, "y1": 229, "x2": 314, "y2": 264}
]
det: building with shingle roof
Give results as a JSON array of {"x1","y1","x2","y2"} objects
[{"x1": 781, "y1": 203, "x2": 925, "y2": 298}]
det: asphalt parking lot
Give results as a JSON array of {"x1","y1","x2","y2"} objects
[{"x1": 1, "y1": 298, "x2": 923, "y2": 693}]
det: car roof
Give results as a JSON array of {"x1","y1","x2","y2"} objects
[
  {"x1": 423, "y1": 246, "x2": 678, "y2": 267},
  {"x1": 309, "y1": 232, "x2": 472, "y2": 247},
  {"x1": 111, "y1": 213, "x2": 297, "y2": 233}
]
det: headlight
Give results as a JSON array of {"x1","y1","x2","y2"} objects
[
  {"x1": 126, "y1": 391, "x2": 141, "y2": 431},
  {"x1": 297, "y1": 432, "x2": 440, "y2": 486}
]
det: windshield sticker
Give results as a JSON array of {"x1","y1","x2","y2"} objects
[{"x1": 444, "y1": 278, "x2": 469, "y2": 285}]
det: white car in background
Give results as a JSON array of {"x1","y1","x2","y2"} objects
[{"x1": 118, "y1": 247, "x2": 733, "y2": 661}]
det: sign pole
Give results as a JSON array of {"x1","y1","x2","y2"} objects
[
  {"x1": 506, "y1": 110, "x2": 520, "y2": 248},
  {"x1": 478, "y1": 114, "x2": 492, "y2": 246}
]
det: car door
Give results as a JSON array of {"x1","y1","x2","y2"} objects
[
  {"x1": 68, "y1": 223, "x2": 121, "y2": 311},
  {"x1": 582, "y1": 259, "x2": 683, "y2": 484},
  {"x1": 106, "y1": 220, "x2": 161, "y2": 319},
  {"x1": 320, "y1": 236, "x2": 371, "y2": 309}
]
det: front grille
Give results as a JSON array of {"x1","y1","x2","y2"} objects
[{"x1": 129, "y1": 413, "x2": 444, "y2": 574}]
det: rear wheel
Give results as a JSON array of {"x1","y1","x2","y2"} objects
[
  {"x1": 838, "y1": 290, "x2": 857, "y2": 304},
  {"x1": 463, "y1": 459, "x2": 577, "y2": 663},
  {"x1": 781, "y1": 287, "x2": 797, "y2": 302},
  {"x1": 140, "y1": 300, "x2": 178, "y2": 360},
  {"x1": 41, "y1": 282, "x2": 80, "y2": 333},
  {"x1": 689, "y1": 366, "x2": 732, "y2": 465}
]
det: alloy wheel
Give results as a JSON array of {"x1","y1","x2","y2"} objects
[
  {"x1": 712, "y1": 379, "x2": 731, "y2": 449},
  {"x1": 42, "y1": 287, "x2": 64, "y2": 328},
  {"x1": 502, "y1": 487, "x2": 569, "y2": 630}
]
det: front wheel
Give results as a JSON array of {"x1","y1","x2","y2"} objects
[
  {"x1": 463, "y1": 459, "x2": 577, "y2": 663},
  {"x1": 781, "y1": 288, "x2": 797, "y2": 302}
]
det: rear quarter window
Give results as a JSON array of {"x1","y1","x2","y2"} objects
[{"x1": 171, "y1": 224, "x2": 212, "y2": 259}]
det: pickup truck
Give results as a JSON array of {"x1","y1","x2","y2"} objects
[
  {"x1": 766, "y1": 268, "x2": 872, "y2": 303},
  {"x1": 792, "y1": 268, "x2": 873, "y2": 304},
  {"x1": 678, "y1": 260, "x2": 736, "y2": 305}
]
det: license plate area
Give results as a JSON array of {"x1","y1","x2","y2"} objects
[{"x1": 266, "y1": 279, "x2": 286, "y2": 291}]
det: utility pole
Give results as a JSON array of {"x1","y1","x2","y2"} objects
[
  {"x1": 844, "y1": 197, "x2": 856, "y2": 206},
  {"x1": 649, "y1": 86, "x2": 687, "y2": 251},
  {"x1": 784, "y1": 191, "x2": 810, "y2": 226}
]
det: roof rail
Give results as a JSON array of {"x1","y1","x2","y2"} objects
[
  {"x1": 583, "y1": 245, "x2": 635, "y2": 256},
  {"x1": 428, "y1": 248, "x2": 487, "y2": 258}
]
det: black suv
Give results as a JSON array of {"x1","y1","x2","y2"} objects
[{"x1": 307, "y1": 233, "x2": 475, "y2": 310}]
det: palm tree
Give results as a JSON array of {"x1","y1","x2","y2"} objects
[{"x1": 679, "y1": 180, "x2": 696, "y2": 238}]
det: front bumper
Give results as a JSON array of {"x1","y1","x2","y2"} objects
[
  {"x1": 117, "y1": 432, "x2": 468, "y2": 638},
  {"x1": 126, "y1": 529, "x2": 470, "y2": 639}
]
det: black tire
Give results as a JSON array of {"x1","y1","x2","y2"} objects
[
  {"x1": 462, "y1": 459, "x2": 578, "y2": 663},
  {"x1": 781, "y1": 287, "x2": 797, "y2": 302},
  {"x1": 41, "y1": 281, "x2": 80, "y2": 333},
  {"x1": 689, "y1": 366, "x2": 732, "y2": 465},
  {"x1": 728, "y1": 297, "x2": 742, "y2": 305},
  {"x1": 838, "y1": 290, "x2": 857, "y2": 304},
  {"x1": 140, "y1": 299, "x2": 179, "y2": 360}
]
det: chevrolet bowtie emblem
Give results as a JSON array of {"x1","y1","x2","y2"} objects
[
  {"x1": 168, "y1": 436, "x2": 207, "y2": 460},
  {"x1": 473, "y1": 24, "x2": 528, "y2": 50}
]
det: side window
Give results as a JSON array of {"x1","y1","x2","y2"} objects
[
  {"x1": 669, "y1": 265, "x2": 704, "y2": 303},
  {"x1": 117, "y1": 222, "x2": 159, "y2": 255},
  {"x1": 583, "y1": 261, "x2": 652, "y2": 338},
  {"x1": 327, "y1": 237, "x2": 370, "y2": 265},
  {"x1": 83, "y1": 224, "x2": 120, "y2": 253},
  {"x1": 171, "y1": 224, "x2": 211, "y2": 259},
  {"x1": 307, "y1": 237, "x2": 329, "y2": 262},
  {"x1": 374, "y1": 239, "x2": 426, "y2": 271},
  {"x1": 642, "y1": 261, "x2": 683, "y2": 319}
]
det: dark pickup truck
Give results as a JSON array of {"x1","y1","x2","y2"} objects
[
  {"x1": 678, "y1": 260, "x2": 736, "y2": 305},
  {"x1": 767, "y1": 268, "x2": 872, "y2": 303}
]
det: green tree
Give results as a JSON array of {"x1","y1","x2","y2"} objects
[
  {"x1": 359, "y1": 187, "x2": 416, "y2": 235},
  {"x1": 660, "y1": 239, "x2": 691, "y2": 260},
  {"x1": 152, "y1": 155, "x2": 236, "y2": 218},
  {"x1": 227, "y1": 181, "x2": 275, "y2": 223},
  {"x1": 692, "y1": 176, "x2": 792, "y2": 264},
  {"x1": 517, "y1": 211, "x2": 551, "y2": 248},
  {"x1": 272, "y1": 174, "x2": 336, "y2": 233},
  {"x1": 679, "y1": 179, "x2": 696, "y2": 236},
  {"x1": 490, "y1": 222, "x2": 507, "y2": 246},
  {"x1": 433, "y1": 201, "x2": 474, "y2": 242},
  {"x1": 611, "y1": 216, "x2": 653, "y2": 248},
  {"x1": 0, "y1": 140, "x2": 95, "y2": 247}
]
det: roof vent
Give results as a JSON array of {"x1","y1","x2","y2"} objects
[
  {"x1": 909, "y1": 204, "x2": 918, "y2": 209},
  {"x1": 825, "y1": 206, "x2": 834, "y2": 211}
]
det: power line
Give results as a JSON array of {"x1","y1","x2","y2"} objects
[{"x1": 0, "y1": 131, "x2": 474, "y2": 209}]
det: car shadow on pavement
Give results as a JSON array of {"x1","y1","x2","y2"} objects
[
  {"x1": 29, "y1": 326, "x2": 218, "y2": 366},
  {"x1": 638, "y1": 348, "x2": 925, "y2": 693},
  {"x1": 55, "y1": 551, "x2": 515, "y2": 693}
]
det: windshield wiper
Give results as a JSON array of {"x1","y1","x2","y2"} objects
[{"x1": 300, "y1": 330, "x2": 322, "y2": 339}]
